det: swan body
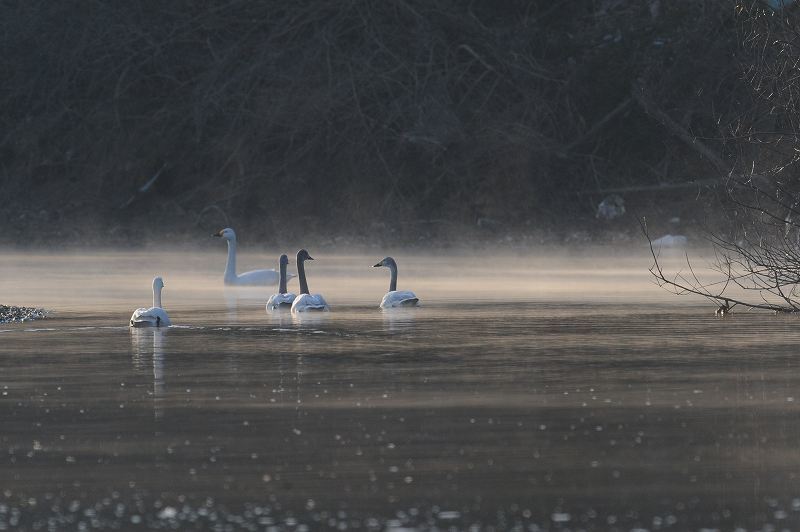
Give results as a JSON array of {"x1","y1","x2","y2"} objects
[
  {"x1": 267, "y1": 293, "x2": 296, "y2": 310},
  {"x1": 374, "y1": 257, "x2": 419, "y2": 309},
  {"x1": 230, "y1": 269, "x2": 279, "y2": 285},
  {"x1": 291, "y1": 293, "x2": 330, "y2": 312},
  {"x1": 290, "y1": 249, "x2": 330, "y2": 312},
  {"x1": 380, "y1": 290, "x2": 419, "y2": 308},
  {"x1": 130, "y1": 277, "x2": 171, "y2": 327},
  {"x1": 214, "y1": 228, "x2": 295, "y2": 286},
  {"x1": 266, "y1": 254, "x2": 297, "y2": 311}
]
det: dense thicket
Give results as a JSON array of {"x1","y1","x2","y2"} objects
[
  {"x1": 648, "y1": 3, "x2": 800, "y2": 313},
  {"x1": 1, "y1": 1, "x2": 743, "y2": 245}
]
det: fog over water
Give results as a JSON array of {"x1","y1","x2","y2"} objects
[
  {"x1": 3, "y1": 248, "x2": 800, "y2": 530},
  {"x1": 0, "y1": 248, "x2": 659, "y2": 314}
]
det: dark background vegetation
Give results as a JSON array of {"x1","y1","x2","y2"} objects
[{"x1": 0, "y1": 0, "x2": 772, "y2": 246}]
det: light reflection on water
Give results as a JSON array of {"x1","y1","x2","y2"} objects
[
  {"x1": 130, "y1": 328, "x2": 165, "y2": 421},
  {"x1": 1, "y1": 251, "x2": 800, "y2": 529}
]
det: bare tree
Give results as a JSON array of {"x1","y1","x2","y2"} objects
[
  {"x1": 644, "y1": 210, "x2": 800, "y2": 314},
  {"x1": 646, "y1": 3, "x2": 800, "y2": 313}
]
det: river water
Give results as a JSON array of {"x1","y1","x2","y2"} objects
[{"x1": 2, "y1": 249, "x2": 800, "y2": 531}]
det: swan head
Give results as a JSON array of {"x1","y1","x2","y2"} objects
[
  {"x1": 213, "y1": 228, "x2": 236, "y2": 241},
  {"x1": 373, "y1": 256, "x2": 397, "y2": 269},
  {"x1": 152, "y1": 276, "x2": 165, "y2": 290},
  {"x1": 279, "y1": 254, "x2": 289, "y2": 266},
  {"x1": 296, "y1": 249, "x2": 314, "y2": 262}
]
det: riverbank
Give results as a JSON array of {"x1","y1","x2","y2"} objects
[{"x1": 0, "y1": 305, "x2": 47, "y2": 324}]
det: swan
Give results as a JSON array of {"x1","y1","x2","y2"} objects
[
  {"x1": 213, "y1": 228, "x2": 295, "y2": 286},
  {"x1": 266, "y1": 254, "x2": 297, "y2": 311},
  {"x1": 290, "y1": 249, "x2": 330, "y2": 312},
  {"x1": 130, "y1": 276, "x2": 172, "y2": 327},
  {"x1": 373, "y1": 257, "x2": 419, "y2": 308}
]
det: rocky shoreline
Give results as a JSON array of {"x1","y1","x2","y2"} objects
[{"x1": 0, "y1": 305, "x2": 47, "y2": 324}]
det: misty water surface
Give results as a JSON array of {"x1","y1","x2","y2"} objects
[{"x1": 2, "y1": 249, "x2": 800, "y2": 531}]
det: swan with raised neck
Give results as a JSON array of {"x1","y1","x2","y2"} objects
[
  {"x1": 279, "y1": 254, "x2": 289, "y2": 294},
  {"x1": 213, "y1": 228, "x2": 291, "y2": 286},
  {"x1": 266, "y1": 254, "x2": 297, "y2": 311},
  {"x1": 130, "y1": 276, "x2": 171, "y2": 327},
  {"x1": 152, "y1": 276, "x2": 164, "y2": 308},
  {"x1": 373, "y1": 256, "x2": 419, "y2": 308},
  {"x1": 291, "y1": 249, "x2": 329, "y2": 312},
  {"x1": 296, "y1": 248, "x2": 313, "y2": 295}
]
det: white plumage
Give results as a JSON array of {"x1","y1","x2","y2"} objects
[
  {"x1": 130, "y1": 277, "x2": 171, "y2": 327},
  {"x1": 379, "y1": 290, "x2": 419, "y2": 308},
  {"x1": 290, "y1": 249, "x2": 330, "y2": 313},
  {"x1": 213, "y1": 228, "x2": 295, "y2": 286},
  {"x1": 267, "y1": 292, "x2": 296, "y2": 311},
  {"x1": 373, "y1": 257, "x2": 419, "y2": 309},
  {"x1": 291, "y1": 293, "x2": 330, "y2": 312}
]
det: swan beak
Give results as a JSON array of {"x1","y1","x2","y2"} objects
[
  {"x1": 372, "y1": 263, "x2": 382, "y2": 267},
  {"x1": 212, "y1": 230, "x2": 223, "y2": 237},
  {"x1": 307, "y1": 256, "x2": 315, "y2": 261}
]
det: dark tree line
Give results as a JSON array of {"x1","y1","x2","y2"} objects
[{"x1": 1, "y1": 1, "x2": 740, "y2": 244}]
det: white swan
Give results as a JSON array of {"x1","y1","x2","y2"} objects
[
  {"x1": 213, "y1": 228, "x2": 295, "y2": 286},
  {"x1": 373, "y1": 257, "x2": 419, "y2": 308},
  {"x1": 130, "y1": 277, "x2": 172, "y2": 327},
  {"x1": 266, "y1": 254, "x2": 296, "y2": 311},
  {"x1": 291, "y1": 249, "x2": 330, "y2": 312}
]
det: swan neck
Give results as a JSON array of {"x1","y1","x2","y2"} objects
[
  {"x1": 224, "y1": 239, "x2": 237, "y2": 281},
  {"x1": 389, "y1": 263, "x2": 398, "y2": 292},
  {"x1": 153, "y1": 284, "x2": 163, "y2": 308},
  {"x1": 297, "y1": 259, "x2": 310, "y2": 295},
  {"x1": 279, "y1": 261, "x2": 288, "y2": 294}
]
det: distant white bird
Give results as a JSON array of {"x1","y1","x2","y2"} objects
[
  {"x1": 213, "y1": 228, "x2": 295, "y2": 286},
  {"x1": 291, "y1": 249, "x2": 330, "y2": 312},
  {"x1": 373, "y1": 256, "x2": 419, "y2": 308},
  {"x1": 266, "y1": 254, "x2": 297, "y2": 311},
  {"x1": 130, "y1": 277, "x2": 171, "y2": 327},
  {"x1": 651, "y1": 234, "x2": 688, "y2": 249}
]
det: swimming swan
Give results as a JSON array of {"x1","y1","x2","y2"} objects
[
  {"x1": 213, "y1": 228, "x2": 295, "y2": 286},
  {"x1": 130, "y1": 276, "x2": 172, "y2": 327},
  {"x1": 291, "y1": 249, "x2": 330, "y2": 312},
  {"x1": 266, "y1": 254, "x2": 296, "y2": 311},
  {"x1": 373, "y1": 257, "x2": 419, "y2": 308}
]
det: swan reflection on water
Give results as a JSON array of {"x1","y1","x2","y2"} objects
[
  {"x1": 290, "y1": 310, "x2": 330, "y2": 327},
  {"x1": 381, "y1": 307, "x2": 417, "y2": 332},
  {"x1": 130, "y1": 327, "x2": 165, "y2": 420},
  {"x1": 266, "y1": 306, "x2": 294, "y2": 328}
]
